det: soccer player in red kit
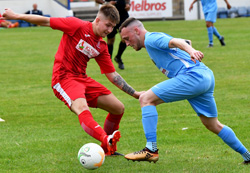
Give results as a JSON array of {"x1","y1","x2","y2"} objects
[{"x1": 1, "y1": 4, "x2": 142, "y2": 155}]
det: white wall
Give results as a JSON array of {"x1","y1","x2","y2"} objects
[
  {"x1": 49, "y1": 0, "x2": 73, "y2": 17},
  {"x1": 184, "y1": 0, "x2": 203, "y2": 20},
  {"x1": 184, "y1": 0, "x2": 250, "y2": 20},
  {"x1": 217, "y1": 0, "x2": 250, "y2": 8},
  {"x1": 0, "y1": 0, "x2": 73, "y2": 17}
]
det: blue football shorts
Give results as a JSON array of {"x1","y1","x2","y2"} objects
[
  {"x1": 204, "y1": 11, "x2": 217, "y2": 23},
  {"x1": 151, "y1": 67, "x2": 218, "y2": 117}
]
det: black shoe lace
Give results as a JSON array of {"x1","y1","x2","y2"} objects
[
  {"x1": 134, "y1": 148, "x2": 147, "y2": 154},
  {"x1": 133, "y1": 148, "x2": 154, "y2": 159}
]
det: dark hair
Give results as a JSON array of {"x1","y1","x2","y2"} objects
[
  {"x1": 99, "y1": 4, "x2": 120, "y2": 24},
  {"x1": 119, "y1": 17, "x2": 137, "y2": 33}
]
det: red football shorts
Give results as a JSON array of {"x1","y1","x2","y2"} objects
[{"x1": 52, "y1": 77, "x2": 111, "y2": 109}]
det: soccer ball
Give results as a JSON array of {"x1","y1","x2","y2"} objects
[{"x1": 78, "y1": 143, "x2": 105, "y2": 170}]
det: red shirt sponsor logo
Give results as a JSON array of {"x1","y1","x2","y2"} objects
[{"x1": 76, "y1": 39, "x2": 100, "y2": 58}]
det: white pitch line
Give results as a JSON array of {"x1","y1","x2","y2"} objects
[{"x1": 0, "y1": 118, "x2": 5, "y2": 122}]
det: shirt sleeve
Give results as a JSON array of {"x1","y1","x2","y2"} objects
[
  {"x1": 50, "y1": 17, "x2": 83, "y2": 36},
  {"x1": 95, "y1": 42, "x2": 116, "y2": 74},
  {"x1": 146, "y1": 32, "x2": 173, "y2": 50}
]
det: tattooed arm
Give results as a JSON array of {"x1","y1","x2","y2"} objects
[{"x1": 105, "y1": 72, "x2": 142, "y2": 99}]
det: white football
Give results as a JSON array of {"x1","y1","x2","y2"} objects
[{"x1": 78, "y1": 143, "x2": 105, "y2": 170}]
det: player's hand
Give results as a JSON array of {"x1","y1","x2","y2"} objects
[
  {"x1": 2, "y1": 8, "x2": 17, "y2": 20},
  {"x1": 133, "y1": 91, "x2": 146, "y2": 99},
  {"x1": 125, "y1": 4, "x2": 130, "y2": 11},
  {"x1": 190, "y1": 50, "x2": 204, "y2": 63},
  {"x1": 227, "y1": 4, "x2": 231, "y2": 10},
  {"x1": 189, "y1": 4, "x2": 193, "y2": 12}
]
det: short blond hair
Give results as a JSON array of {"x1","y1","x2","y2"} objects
[{"x1": 98, "y1": 4, "x2": 120, "y2": 24}]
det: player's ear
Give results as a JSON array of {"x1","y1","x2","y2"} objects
[
  {"x1": 95, "y1": 17, "x2": 100, "y2": 24},
  {"x1": 134, "y1": 27, "x2": 140, "y2": 35}
]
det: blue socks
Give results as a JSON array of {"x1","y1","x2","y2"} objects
[
  {"x1": 207, "y1": 26, "x2": 223, "y2": 45},
  {"x1": 141, "y1": 106, "x2": 250, "y2": 160},
  {"x1": 142, "y1": 105, "x2": 158, "y2": 152},
  {"x1": 218, "y1": 125, "x2": 250, "y2": 161},
  {"x1": 212, "y1": 27, "x2": 222, "y2": 40},
  {"x1": 207, "y1": 26, "x2": 214, "y2": 45},
  {"x1": 242, "y1": 151, "x2": 250, "y2": 161},
  {"x1": 146, "y1": 142, "x2": 157, "y2": 152}
]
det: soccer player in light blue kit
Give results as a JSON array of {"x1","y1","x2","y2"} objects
[
  {"x1": 189, "y1": 0, "x2": 231, "y2": 47},
  {"x1": 119, "y1": 17, "x2": 250, "y2": 164}
]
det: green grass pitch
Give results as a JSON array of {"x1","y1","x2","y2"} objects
[{"x1": 0, "y1": 17, "x2": 250, "y2": 172}]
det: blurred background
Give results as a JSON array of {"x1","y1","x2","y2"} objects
[{"x1": 0, "y1": 0, "x2": 250, "y2": 25}]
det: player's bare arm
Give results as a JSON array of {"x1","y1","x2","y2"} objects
[
  {"x1": 189, "y1": 0, "x2": 198, "y2": 11},
  {"x1": 224, "y1": 0, "x2": 231, "y2": 9},
  {"x1": 2, "y1": 8, "x2": 50, "y2": 27},
  {"x1": 185, "y1": 39, "x2": 192, "y2": 46},
  {"x1": 169, "y1": 38, "x2": 204, "y2": 63},
  {"x1": 105, "y1": 72, "x2": 141, "y2": 99}
]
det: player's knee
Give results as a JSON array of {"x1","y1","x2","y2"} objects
[
  {"x1": 71, "y1": 99, "x2": 89, "y2": 115},
  {"x1": 206, "y1": 21, "x2": 213, "y2": 28},
  {"x1": 110, "y1": 100, "x2": 124, "y2": 115},
  {"x1": 139, "y1": 93, "x2": 151, "y2": 106},
  {"x1": 116, "y1": 102, "x2": 125, "y2": 115},
  {"x1": 203, "y1": 122, "x2": 223, "y2": 134}
]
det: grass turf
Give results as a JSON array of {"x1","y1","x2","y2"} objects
[{"x1": 0, "y1": 17, "x2": 249, "y2": 172}]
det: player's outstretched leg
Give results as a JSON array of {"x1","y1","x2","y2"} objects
[
  {"x1": 125, "y1": 105, "x2": 159, "y2": 163},
  {"x1": 200, "y1": 115, "x2": 250, "y2": 164},
  {"x1": 218, "y1": 125, "x2": 250, "y2": 164},
  {"x1": 78, "y1": 110, "x2": 108, "y2": 142}
]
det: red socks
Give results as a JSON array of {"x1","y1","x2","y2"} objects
[
  {"x1": 78, "y1": 111, "x2": 123, "y2": 154},
  {"x1": 104, "y1": 113, "x2": 123, "y2": 135},
  {"x1": 78, "y1": 110, "x2": 107, "y2": 142}
]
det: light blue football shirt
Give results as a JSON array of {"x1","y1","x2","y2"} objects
[
  {"x1": 144, "y1": 32, "x2": 201, "y2": 79},
  {"x1": 200, "y1": 0, "x2": 217, "y2": 13}
]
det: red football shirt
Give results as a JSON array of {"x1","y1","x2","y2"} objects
[
  {"x1": 0, "y1": 14, "x2": 5, "y2": 24},
  {"x1": 50, "y1": 17, "x2": 115, "y2": 86}
]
